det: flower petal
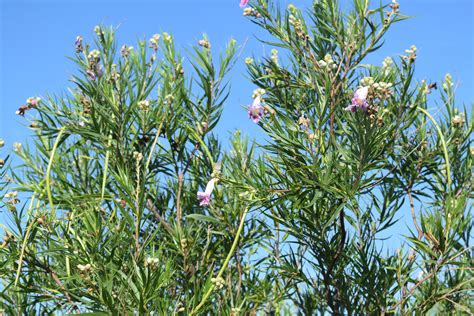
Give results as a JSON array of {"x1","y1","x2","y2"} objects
[
  {"x1": 240, "y1": 0, "x2": 249, "y2": 8},
  {"x1": 355, "y1": 86, "x2": 369, "y2": 100}
]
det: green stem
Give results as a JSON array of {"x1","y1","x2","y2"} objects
[
  {"x1": 101, "y1": 111, "x2": 116, "y2": 201},
  {"x1": 14, "y1": 194, "x2": 38, "y2": 286},
  {"x1": 46, "y1": 128, "x2": 65, "y2": 216},
  {"x1": 193, "y1": 132, "x2": 215, "y2": 166},
  {"x1": 185, "y1": 125, "x2": 215, "y2": 166},
  {"x1": 191, "y1": 207, "x2": 249, "y2": 314},
  {"x1": 101, "y1": 141, "x2": 111, "y2": 200},
  {"x1": 145, "y1": 111, "x2": 168, "y2": 172},
  {"x1": 417, "y1": 107, "x2": 452, "y2": 190}
]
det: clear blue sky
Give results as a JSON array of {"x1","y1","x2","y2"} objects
[
  {"x1": 1, "y1": 0, "x2": 473, "y2": 144},
  {"x1": 0, "y1": 0, "x2": 473, "y2": 244}
]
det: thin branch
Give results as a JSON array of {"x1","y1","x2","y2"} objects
[
  {"x1": 146, "y1": 198, "x2": 174, "y2": 235},
  {"x1": 407, "y1": 188, "x2": 423, "y2": 240},
  {"x1": 176, "y1": 173, "x2": 184, "y2": 227},
  {"x1": 24, "y1": 255, "x2": 80, "y2": 313}
]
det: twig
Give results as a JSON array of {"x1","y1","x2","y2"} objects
[
  {"x1": 46, "y1": 127, "x2": 65, "y2": 217},
  {"x1": 407, "y1": 188, "x2": 423, "y2": 240},
  {"x1": 176, "y1": 173, "x2": 184, "y2": 227},
  {"x1": 190, "y1": 207, "x2": 250, "y2": 315},
  {"x1": 24, "y1": 255, "x2": 80, "y2": 313},
  {"x1": 146, "y1": 199, "x2": 173, "y2": 235}
]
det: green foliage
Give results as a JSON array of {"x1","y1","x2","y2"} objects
[
  {"x1": 0, "y1": 27, "x2": 271, "y2": 314},
  {"x1": 231, "y1": 0, "x2": 472, "y2": 314},
  {"x1": 1, "y1": 0, "x2": 472, "y2": 315}
]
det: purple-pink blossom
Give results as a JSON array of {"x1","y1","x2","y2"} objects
[
  {"x1": 75, "y1": 36, "x2": 83, "y2": 53},
  {"x1": 248, "y1": 95, "x2": 264, "y2": 123},
  {"x1": 345, "y1": 86, "x2": 369, "y2": 112},
  {"x1": 197, "y1": 178, "x2": 217, "y2": 206},
  {"x1": 240, "y1": 0, "x2": 249, "y2": 8},
  {"x1": 86, "y1": 69, "x2": 97, "y2": 81},
  {"x1": 26, "y1": 97, "x2": 40, "y2": 107},
  {"x1": 86, "y1": 64, "x2": 103, "y2": 81}
]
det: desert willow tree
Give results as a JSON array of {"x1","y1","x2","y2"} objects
[
  {"x1": 228, "y1": 0, "x2": 473, "y2": 314},
  {"x1": 0, "y1": 28, "x2": 273, "y2": 314}
]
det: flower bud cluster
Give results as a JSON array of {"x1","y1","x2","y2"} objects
[
  {"x1": 372, "y1": 82, "x2": 393, "y2": 100},
  {"x1": 174, "y1": 62, "x2": 184, "y2": 76},
  {"x1": 165, "y1": 94, "x2": 174, "y2": 104},
  {"x1": 287, "y1": 4, "x2": 297, "y2": 15},
  {"x1": 407, "y1": 249, "x2": 416, "y2": 261},
  {"x1": 198, "y1": 38, "x2": 211, "y2": 49},
  {"x1": 243, "y1": 7, "x2": 261, "y2": 18},
  {"x1": 385, "y1": 0, "x2": 400, "y2": 24},
  {"x1": 271, "y1": 49, "x2": 278, "y2": 64},
  {"x1": 175, "y1": 302, "x2": 185, "y2": 312},
  {"x1": 120, "y1": 44, "x2": 133, "y2": 58},
  {"x1": 389, "y1": 0, "x2": 400, "y2": 14},
  {"x1": 452, "y1": 113, "x2": 465, "y2": 127},
  {"x1": 4, "y1": 191, "x2": 19, "y2": 205},
  {"x1": 211, "y1": 276, "x2": 225, "y2": 289},
  {"x1": 252, "y1": 88, "x2": 266, "y2": 99},
  {"x1": 317, "y1": 54, "x2": 337, "y2": 71},
  {"x1": 403, "y1": 45, "x2": 417, "y2": 63},
  {"x1": 163, "y1": 32, "x2": 172, "y2": 44},
  {"x1": 443, "y1": 73, "x2": 453, "y2": 91},
  {"x1": 80, "y1": 95, "x2": 92, "y2": 115},
  {"x1": 13, "y1": 142, "x2": 22, "y2": 153},
  {"x1": 77, "y1": 263, "x2": 92, "y2": 277},
  {"x1": 149, "y1": 34, "x2": 161, "y2": 52},
  {"x1": 360, "y1": 77, "x2": 393, "y2": 100},
  {"x1": 245, "y1": 57, "x2": 254, "y2": 65},
  {"x1": 2, "y1": 232, "x2": 13, "y2": 246},
  {"x1": 360, "y1": 76, "x2": 375, "y2": 86},
  {"x1": 145, "y1": 257, "x2": 160, "y2": 269},
  {"x1": 288, "y1": 14, "x2": 299, "y2": 26},
  {"x1": 138, "y1": 100, "x2": 151, "y2": 111},
  {"x1": 196, "y1": 121, "x2": 209, "y2": 135},
  {"x1": 382, "y1": 56, "x2": 393, "y2": 69},
  {"x1": 298, "y1": 113, "x2": 310, "y2": 129},
  {"x1": 289, "y1": 13, "x2": 308, "y2": 40},
  {"x1": 86, "y1": 49, "x2": 103, "y2": 81},
  {"x1": 88, "y1": 49, "x2": 100, "y2": 61},
  {"x1": 94, "y1": 26, "x2": 103, "y2": 37},
  {"x1": 133, "y1": 151, "x2": 143, "y2": 162},
  {"x1": 110, "y1": 64, "x2": 120, "y2": 83}
]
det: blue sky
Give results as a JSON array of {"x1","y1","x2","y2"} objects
[
  {"x1": 1, "y1": 0, "x2": 472, "y2": 144},
  {"x1": 0, "y1": 0, "x2": 473, "y2": 245}
]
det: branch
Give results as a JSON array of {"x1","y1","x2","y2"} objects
[
  {"x1": 407, "y1": 188, "x2": 423, "y2": 240},
  {"x1": 24, "y1": 254, "x2": 80, "y2": 313},
  {"x1": 146, "y1": 199, "x2": 174, "y2": 235}
]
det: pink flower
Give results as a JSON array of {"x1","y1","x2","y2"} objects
[
  {"x1": 26, "y1": 97, "x2": 40, "y2": 107},
  {"x1": 345, "y1": 86, "x2": 369, "y2": 112},
  {"x1": 86, "y1": 69, "x2": 97, "y2": 81},
  {"x1": 75, "y1": 36, "x2": 83, "y2": 53},
  {"x1": 248, "y1": 95, "x2": 264, "y2": 123},
  {"x1": 240, "y1": 0, "x2": 249, "y2": 8},
  {"x1": 86, "y1": 64, "x2": 103, "y2": 81},
  {"x1": 197, "y1": 178, "x2": 217, "y2": 206}
]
